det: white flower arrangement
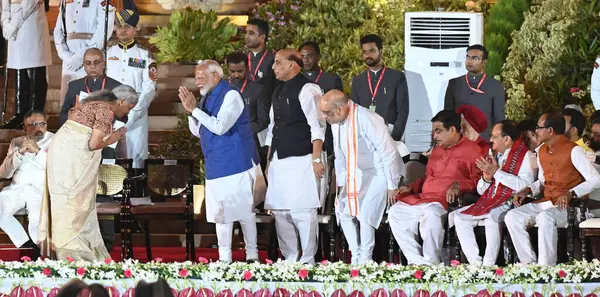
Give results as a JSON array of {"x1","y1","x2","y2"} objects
[
  {"x1": 4, "y1": 257, "x2": 600, "y2": 285},
  {"x1": 156, "y1": 0, "x2": 235, "y2": 12}
]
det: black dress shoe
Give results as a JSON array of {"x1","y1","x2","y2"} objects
[{"x1": 19, "y1": 240, "x2": 40, "y2": 260}]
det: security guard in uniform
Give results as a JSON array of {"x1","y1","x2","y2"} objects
[
  {"x1": 105, "y1": 0, "x2": 157, "y2": 196},
  {"x1": 53, "y1": 0, "x2": 115, "y2": 107},
  {"x1": 0, "y1": 0, "x2": 51, "y2": 128}
]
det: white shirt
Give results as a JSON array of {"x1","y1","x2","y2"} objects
[
  {"x1": 530, "y1": 145, "x2": 600, "y2": 198},
  {"x1": 0, "y1": 132, "x2": 53, "y2": 188},
  {"x1": 333, "y1": 104, "x2": 403, "y2": 190},
  {"x1": 477, "y1": 148, "x2": 535, "y2": 196},
  {"x1": 52, "y1": 0, "x2": 115, "y2": 61},
  {"x1": 188, "y1": 90, "x2": 244, "y2": 137},
  {"x1": 592, "y1": 56, "x2": 600, "y2": 110},
  {"x1": 265, "y1": 83, "x2": 325, "y2": 146}
]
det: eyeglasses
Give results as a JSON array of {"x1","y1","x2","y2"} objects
[
  {"x1": 26, "y1": 122, "x2": 47, "y2": 128},
  {"x1": 535, "y1": 125, "x2": 550, "y2": 130},
  {"x1": 84, "y1": 60, "x2": 104, "y2": 66},
  {"x1": 465, "y1": 55, "x2": 483, "y2": 62}
]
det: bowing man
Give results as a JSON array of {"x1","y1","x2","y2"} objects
[{"x1": 320, "y1": 90, "x2": 403, "y2": 264}]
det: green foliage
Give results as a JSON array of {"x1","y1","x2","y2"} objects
[
  {"x1": 503, "y1": 0, "x2": 600, "y2": 121},
  {"x1": 150, "y1": 114, "x2": 205, "y2": 184},
  {"x1": 254, "y1": 0, "x2": 427, "y2": 92},
  {"x1": 484, "y1": 0, "x2": 531, "y2": 77},
  {"x1": 148, "y1": 9, "x2": 238, "y2": 63}
]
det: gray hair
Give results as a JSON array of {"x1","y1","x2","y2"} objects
[
  {"x1": 81, "y1": 84, "x2": 139, "y2": 105},
  {"x1": 197, "y1": 59, "x2": 224, "y2": 78}
]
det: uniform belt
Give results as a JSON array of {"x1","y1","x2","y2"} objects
[{"x1": 67, "y1": 33, "x2": 93, "y2": 40}]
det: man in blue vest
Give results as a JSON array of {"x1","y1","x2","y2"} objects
[{"x1": 178, "y1": 60, "x2": 260, "y2": 263}]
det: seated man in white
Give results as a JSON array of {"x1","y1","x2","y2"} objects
[
  {"x1": 451, "y1": 120, "x2": 535, "y2": 265},
  {"x1": 0, "y1": 110, "x2": 53, "y2": 251}
]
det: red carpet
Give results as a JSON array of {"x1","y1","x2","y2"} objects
[{"x1": 0, "y1": 245, "x2": 271, "y2": 263}]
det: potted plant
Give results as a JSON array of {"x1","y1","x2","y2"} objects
[{"x1": 148, "y1": 8, "x2": 239, "y2": 64}]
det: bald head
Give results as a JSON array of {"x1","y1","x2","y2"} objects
[
  {"x1": 273, "y1": 49, "x2": 303, "y2": 81},
  {"x1": 319, "y1": 90, "x2": 350, "y2": 124},
  {"x1": 83, "y1": 48, "x2": 105, "y2": 78},
  {"x1": 322, "y1": 90, "x2": 348, "y2": 108}
]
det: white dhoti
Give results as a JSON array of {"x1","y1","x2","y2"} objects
[
  {"x1": 0, "y1": 184, "x2": 42, "y2": 247},
  {"x1": 450, "y1": 203, "x2": 510, "y2": 265},
  {"x1": 265, "y1": 152, "x2": 322, "y2": 264},
  {"x1": 336, "y1": 169, "x2": 387, "y2": 264},
  {"x1": 504, "y1": 201, "x2": 566, "y2": 266},
  {"x1": 388, "y1": 201, "x2": 447, "y2": 265},
  {"x1": 205, "y1": 164, "x2": 260, "y2": 262}
]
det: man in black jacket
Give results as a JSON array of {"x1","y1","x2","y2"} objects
[
  {"x1": 226, "y1": 51, "x2": 270, "y2": 174},
  {"x1": 351, "y1": 34, "x2": 409, "y2": 142}
]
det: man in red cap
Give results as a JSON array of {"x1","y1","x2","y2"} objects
[{"x1": 457, "y1": 104, "x2": 490, "y2": 155}]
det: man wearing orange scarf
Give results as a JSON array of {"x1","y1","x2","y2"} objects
[
  {"x1": 388, "y1": 110, "x2": 482, "y2": 265},
  {"x1": 450, "y1": 120, "x2": 535, "y2": 266},
  {"x1": 319, "y1": 90, "x2": 403, "y2": 265}
]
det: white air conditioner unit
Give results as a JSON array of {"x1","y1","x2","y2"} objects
[{"x1": 403, "y1": 11, "x2": 484, "y2": 152}]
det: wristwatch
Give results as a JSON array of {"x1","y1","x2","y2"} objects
[{"x1": 313, "y1": 158, "x2": 321, "y2": 163}]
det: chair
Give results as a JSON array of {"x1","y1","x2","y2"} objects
[
  {"x1": 95, "y1": 158, "x2": 133, "y2": 260},
  {"x1": 121, "y1": 159, "x2": 195, "y2": 261},
  {"x1": 385, "y1": 153, "x2": 428, "y2": 263}
]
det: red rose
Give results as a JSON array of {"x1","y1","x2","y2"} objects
[
  {"x1": 179, "y1": 268, "x2": 189, "y2": 278},
  {"x1": 154, "y1": 257, "x2": 163, "y2": 263},
  {"x1": 298, "y1": 268, "x2": 309, "y2": 280},
  {"x1": 350, "y1": 269, "x2": 360, "y2": 278},
  {"x1": 104, "y1": 258, "x2": 112, "y2": 264},
  {"x1": 243, "y1": 270, "x2": 253, "y2": 281},
  {"x1": 558, "y1": 270, "x2": 567, "y2": 278},
  {"x1": 20, "y1": 256, "x2": 31, "y2": 262},
  {"x1": 198, "y1": 257, "x2": 209, "y2": 264},
  {"x1": 495, "y1": 268, "x2": 504, "y2": 276},
  {"x1": 66, "y1": 256, "x2": 74, "y2": 263},
  {"x1": 320, "y1": 260, "x2": 330, "y2": 265},
  {"x1": 76, "y1": 267, "x2": 85, "y2": 276},
  {"x1": 450, "y1": 260, "x2": 460, "y2": 267},
  {"x1": 265, "y1": 259, "x2": 274, "y2": 264},
  {"x1": 414, "y1": 270, "x2": 423, "y2": 279},
  {"x1": 124, "y1": 269, "x2": 132, "y2": 278},
  {"x1": 42, "y1": 268, "x2": 52, "y2": 276}
]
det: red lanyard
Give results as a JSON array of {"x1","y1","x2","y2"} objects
[
  {"x1": 465, "y1": 73, "x2": 486, "y2": 94},
  {"x1": 85, "y1": 76, "x2": 107, "y2": 94},
  {"x1": 248, "y1": 50, "x2": 268, "y2": 81},
  {"x1": 367, "y1": 67, "x2": 387, "y2": 104},
  {"x1": 314, "y1": 70, "x2": 323, "y2": 84},
  {"x1": 229, "y1": 78, "x2": 248, "y2": 94},
  {"x1": 240, "y1": 78, "x2": 248, "y2": 93}
]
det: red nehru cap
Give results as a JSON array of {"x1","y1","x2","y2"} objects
[{"x1": 456, "y1": 104, "x2": 488, "y2": 133}]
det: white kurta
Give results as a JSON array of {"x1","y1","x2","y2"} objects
[
  {"x1": 188, "y1": 89, "x2": 258, "y2": 262},
  {"x1": 333, "y1": 105, "x2": 403, "y2": 228},
  {"x1": 592, "y1": 56, "x2": 600, "y2": 110},
  {"x1": 1, "y1": 0, "x2": 51, "y2": 69},
  {"x1": 0, "y1": 132, "x2": 53, "y2": 247},
  {"x1": 264, "y1": 83, "x2": 326, "y2": 210},
  {"x1": 53, "y1": 0, "x2": 115, "y2": 104},
  {"x1": 506, "y1": 145, "x2": 600, "y2": 266},
  {"x1": 451, "y1": 148, "x2": 535, "y2": 266},
  {"x1": 106, "y1": 43, "x2": 156, "y2": 169}
]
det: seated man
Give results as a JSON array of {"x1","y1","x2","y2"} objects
[
  {"x1": 0, "y1": 110, "x2": 53, "y2": 252},
  {"x1": 509, "y1": 113, "x2": 600, "y2": 266},
  {"x1": 457, "y1": 104, "x2": 490, "y2": 155},
  {"x1": 563, "y1": 107, "x2": 593, "y2": 152},
  {"x1": 451, "y1": 120, "x2": 535, "y2": 265},
  {"x1": 388, "y1": 110, "x2": 483, "y2": 265}
]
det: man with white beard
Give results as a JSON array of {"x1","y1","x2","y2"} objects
[
  {"x1": 320, "y1": 90, "x2": 403, "y2": 264},
  {"x1": 178, "y1": 60, "x2": 260, "y2": 262},
  {"x1": 0, "y1": 110, "x2": 53, "y2": 256}
]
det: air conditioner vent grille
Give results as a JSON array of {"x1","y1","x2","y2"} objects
[{"x1": 409, "y1": 17, "x2": 471, "y2": 49}]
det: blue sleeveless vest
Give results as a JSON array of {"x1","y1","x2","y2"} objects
[{"x1": 199, "y1": 80, "x2": 259, "y2": 180}]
